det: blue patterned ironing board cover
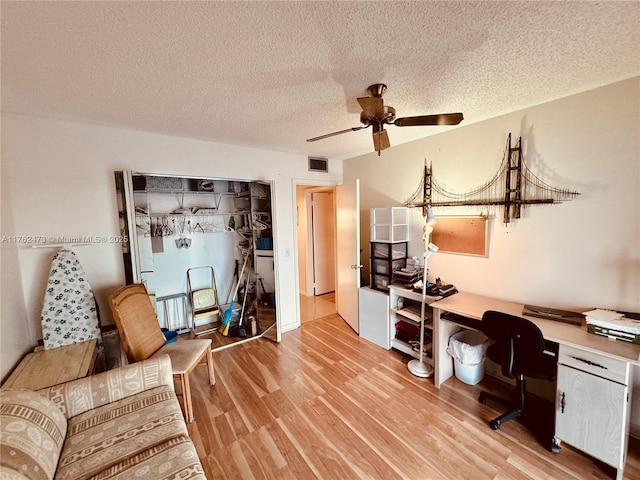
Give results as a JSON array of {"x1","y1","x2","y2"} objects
[{"x1": 40, "y1": 249, "x2": 101, "y2": 350}]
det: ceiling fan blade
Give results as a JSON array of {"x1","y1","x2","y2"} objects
[
  {"x1": 372, "y1": 129, "x2": 390, "y2": 155},
  {"x1": 357, "y1": 96, "x2": 385, "y2": 118},
  {"x1": 394, "y1": 113, "x2": 464, "y2": 127},
  {"x1": 306, "y1": 126, "x2": 365, "y2": 142}
]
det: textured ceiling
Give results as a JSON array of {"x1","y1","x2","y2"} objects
[{"x1": 2, "y1": 1, "x2": 639, "y2": 161}]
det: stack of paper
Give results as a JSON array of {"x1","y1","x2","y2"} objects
[{"x1": 584, "y1": 309, "x2": 640, "y2": 343}]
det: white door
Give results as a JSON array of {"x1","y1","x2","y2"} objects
[
  {"x1": 335, "y1": 179, "x2": 361, "y2": 333},
  {"x1": 115, "y1": 170, "x2": 142, "y2": 284},
  {"x1": 312, "y1": 191, "x2": 335, "y2": 295}
]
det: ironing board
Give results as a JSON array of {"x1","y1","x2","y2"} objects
[{"x1": 40, "y1": 249, "x2": 101, "y2": 350}]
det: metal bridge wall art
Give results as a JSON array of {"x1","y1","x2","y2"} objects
[{"x1": 404, "y1": 133, "x2": 580, "y2": 224}]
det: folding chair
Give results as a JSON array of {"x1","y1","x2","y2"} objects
[{"x1": 187, "y1": 266, "x2": 220, "y2": 336}]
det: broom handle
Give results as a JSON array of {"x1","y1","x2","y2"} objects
[
  {"x1": 231, "y1": 245, "x2": 252, "y2": 303},
  {"x1": 238, "y1": 269, "x2": 251, "y2": 327}
]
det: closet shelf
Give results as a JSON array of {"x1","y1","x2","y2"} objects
[
  {"x1": 135, "y1": 189, "x2": 250, "y2": 198},
  {"x1": 136, "y1": 211, "x2": 249, "y2": 217}
]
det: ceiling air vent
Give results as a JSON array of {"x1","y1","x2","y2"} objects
[{"x1": 308, "y1": 157, "x2": 328, "y2": 173}]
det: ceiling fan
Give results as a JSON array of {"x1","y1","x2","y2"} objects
[{"x1": 307, "y1": 84, "x2": 463, "y2": 155}]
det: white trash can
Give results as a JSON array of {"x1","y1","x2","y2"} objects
[{"x1": 447, "y1": 330, "x2": 490, "y2": 385}]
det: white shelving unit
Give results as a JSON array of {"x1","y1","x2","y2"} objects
[
  {"x1": 388, "y1": 285, "x2": 441, "y2": 361},
  {"x1": 370, "y1": 207, "x2": 409, "y2": 243}
]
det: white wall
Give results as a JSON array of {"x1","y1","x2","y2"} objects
[
  {"x1": 0, "y1": 113, "x2": 342, "y2": 379},
  {"x1": 343, "y1": 77, "x2": 640, "y2": 435},
  {"x1": 1, "y1": 164, "x2": 32, "y2": 382},
  {"x1": 346, "y1": 77, "x2": 639, "y2": 310}
]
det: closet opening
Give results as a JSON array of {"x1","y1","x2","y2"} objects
[{"x1": 114, "y1": 171, "x2": 277, "y2": 350}]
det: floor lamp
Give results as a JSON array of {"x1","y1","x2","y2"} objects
[{"x1": 408, "y1": 207, "x2": 438, "y2": 378}]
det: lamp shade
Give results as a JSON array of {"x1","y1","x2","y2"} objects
[
  {"x1": 424, "y1": 242, "x2": 439, "y2": 259},
  {"x1": 425, "y1": 206, "x2": 437, "y2": 225}
]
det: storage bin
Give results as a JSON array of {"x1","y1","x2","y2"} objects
[
  {"x1": 371, "y1": 273, "x2": 390, "y2": 291},
  {"x1": 257, "y1": 237, "x2": 272, "y2": 250},
  {"x1": 370, "y1": 241, "x2": 408, "y2": 291}
]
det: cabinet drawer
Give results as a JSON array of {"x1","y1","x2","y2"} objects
[
  {"x1": 371, "y1": 274, "x2": 390, "y2": 291},
  {"x1": 372, "y1": 258, "x2": 404, "y2": 275},
  {"x1": 558, "y1": 344, "x2": 629, "y2": 385},
  {"x1": 371, "y1": 242, "x2": 407, "y2": 260}
]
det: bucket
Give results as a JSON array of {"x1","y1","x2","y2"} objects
[{"x1": 162, "y1": 329, "x2": 178, "y2": 344}]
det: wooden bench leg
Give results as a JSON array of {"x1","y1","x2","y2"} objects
[{"x1": 178, "y1": 373, "x2": 195, "y2": 423}]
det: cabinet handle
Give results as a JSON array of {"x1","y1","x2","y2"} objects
[
  {"x1": 351, "y1": 264, "x2": 364, "y2": 269},
  {"x1": 560, "y1": 392, "x2": 566, "y2": 414},
  {"x1": 569, "y1": 355, "x2": 607, "y2": 370}
]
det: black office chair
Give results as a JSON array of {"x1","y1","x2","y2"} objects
[{"x1": 478, "y1": 310, "x2": 556, "y2": 431}]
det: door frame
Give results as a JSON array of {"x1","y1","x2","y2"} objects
[{"x1": 292, "y1": 179, "x2": 339, "y2": 328}]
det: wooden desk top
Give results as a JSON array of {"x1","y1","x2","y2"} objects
[
  {"x1": 2, "y1": 339, "x2": 98, "y2": 391},
  {"x1": 432, "y1": 292, "x2": 640, "y2": 365}
]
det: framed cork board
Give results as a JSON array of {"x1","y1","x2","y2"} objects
[{"x1": 430, "y1": 216, "x2": 488, "y2": 256}]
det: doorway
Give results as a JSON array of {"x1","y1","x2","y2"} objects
[{"x1": 296, "y1": 185, "x2": 336, "y2": 323}]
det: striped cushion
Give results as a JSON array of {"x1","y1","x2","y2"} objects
[
  {"x1": 0, "y1": 390, "x2": 67, "y2": 480},
  {"x1": 38, "y1": 354, "x2": 174, "y2": 419},
  {"x1": 55, "y1": 385, "x2": 188, "y2": 480},
  {"x1": 84, "y1": 436, "x2": 206, "y2": 479}
]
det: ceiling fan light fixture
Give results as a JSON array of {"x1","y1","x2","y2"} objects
[{"x1": 372, "y1": 129, "x2": 390, "y2": 155}]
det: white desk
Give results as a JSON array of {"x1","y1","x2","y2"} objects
[{"x1": 431, "y1": 292, "x2": 640, "y2": 480}]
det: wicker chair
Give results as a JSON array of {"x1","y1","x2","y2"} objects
[{"x1": 109, "y1": 283, "x2": 215, "y2": 422}]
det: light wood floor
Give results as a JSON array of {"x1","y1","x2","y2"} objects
[
  {"x1": 300, "y1": 292, "x2": 336, "y2": 323},
  {"x1": 186, "y1": 314, "x2": 640, "y2": 479}
]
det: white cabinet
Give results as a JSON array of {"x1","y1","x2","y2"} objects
[
  {"x1": 555, "y1": 344, "x2": 633, "y2": 480},
  {"x1": 358, "y1": 287, "x2": 389, "y2": 349},
  {"x1": 388, "y1": 286, "x2": 438, "y2": 361},
  {"x1": 255, "y1": 252, "x2": 274, "y2": 293}
]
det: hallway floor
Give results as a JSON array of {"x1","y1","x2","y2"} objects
[{"x1": 299, "y1": 292, "x2": 336, "y2": 323}]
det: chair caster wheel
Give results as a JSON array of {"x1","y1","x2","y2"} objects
[{"x1": 489, "y1": 419, "x2": 500, "y2": 430}]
